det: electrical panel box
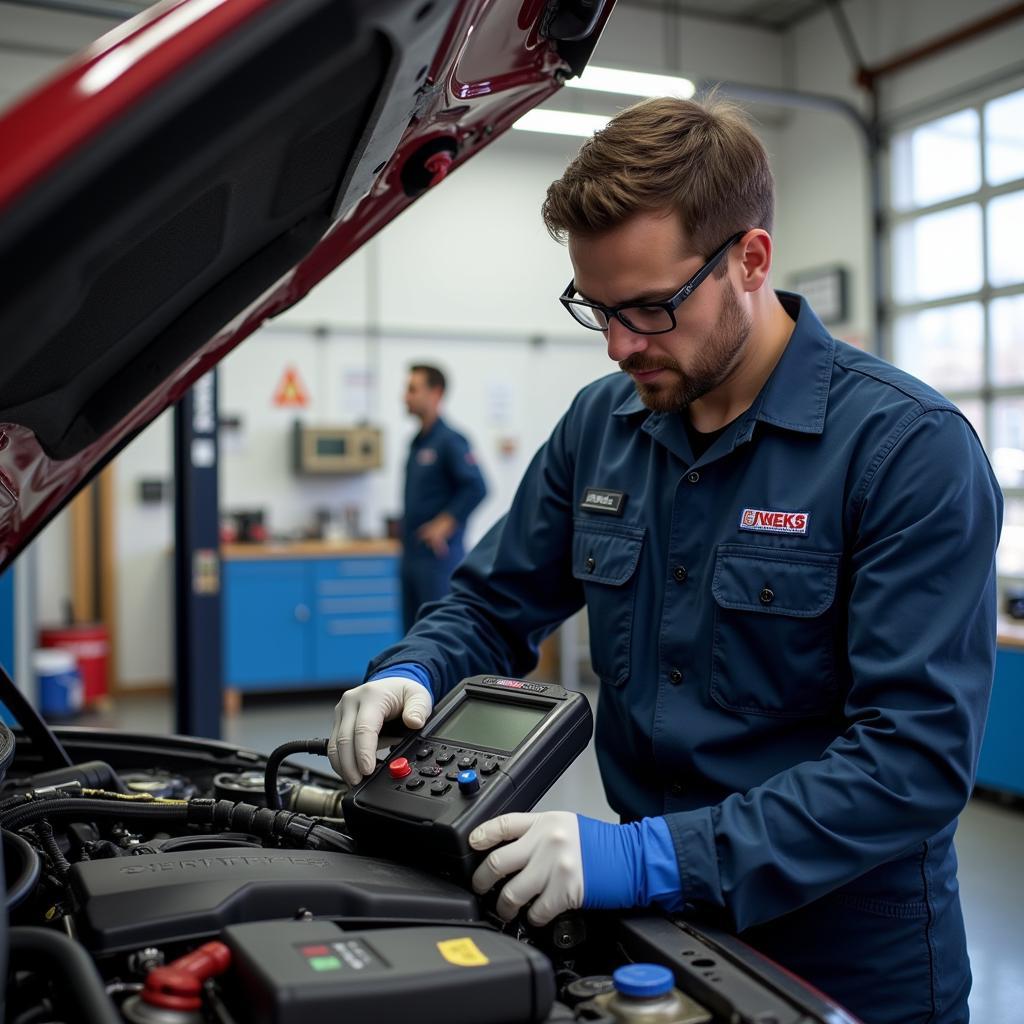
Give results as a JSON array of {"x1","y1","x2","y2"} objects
[{"x1": 293, "y1": 422, "x2": 382, "y2": 475}]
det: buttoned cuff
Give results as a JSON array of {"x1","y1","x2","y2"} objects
[{"x1": 663, "y1": 807, "x2": 725, "y2": 912}]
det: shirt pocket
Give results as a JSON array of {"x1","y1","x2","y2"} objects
[
  {"x1": 572, "y1": 519, "x2": 646, "y2": 687},
  {"x1": 710, "y1": 544, "x2": 841, "y2": 717}
]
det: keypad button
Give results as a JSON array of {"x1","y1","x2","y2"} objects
[
  {"x1": 405, "y1": 778, "x2": 425, "y2": 790},
  {"x1": 480, "y1": 761, "x2": 499, "y2": 776},
  {"x1": 418, "y1": 765, "x2": 443, "y2": 777},
  {"x1": 457, "y1": 755, "x2": 477, "y2": 770},
  {"x1": 430, "y1": 781, "x2": 452, "y2": 796},
  {"x1": 446, "y1": 769, "x2": 461, "y2": 781},
  {"x1": 435, "y1": 753, "x2": 454, "y2": 766},
  {"x1": 415, "y1": 747, "x2": 433, "y2": 760}
]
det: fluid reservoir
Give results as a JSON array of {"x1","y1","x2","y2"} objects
[{"x1": 599, "y1": 964, "x2": 710, "y2": 1023}]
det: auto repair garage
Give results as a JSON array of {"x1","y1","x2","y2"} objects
[{"x1": 0, "y1": 1, "x2": 1022, "y2": 1022}]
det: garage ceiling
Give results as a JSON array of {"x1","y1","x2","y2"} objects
[{"x1": 622, "y1": 0, "x2": 831, "y2": 32}]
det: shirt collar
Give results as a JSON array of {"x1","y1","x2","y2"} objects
[
  {"x1": 415, "y1": 416, "x2": 445, "y2": 444},
  {"x1": 611, "y1": 292, "x2": 834, "y2": 437}
]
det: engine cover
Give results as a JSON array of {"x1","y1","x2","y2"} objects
[{"x1": 70, "y1": 848, "x2": 479, "y2": 953}]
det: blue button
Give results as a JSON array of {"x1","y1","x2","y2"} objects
[
  {"x1": 457, "y1": 769, "x2": 480, "y2": 795},
  {"x1": 612, "y1": 963, "x2": 674, "y2": 998}
]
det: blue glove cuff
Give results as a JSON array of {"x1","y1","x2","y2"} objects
[
  {"x1": 367, "y1": 662, "x2": 434, "y2": 699},
  {"x1": 578, "y1": 815, "x2": 685, "y2": 912}
]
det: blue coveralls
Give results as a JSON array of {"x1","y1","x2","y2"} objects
[
  {"x1": 373, "y1": 295, "x2": 1002, "y2": 1024},
  {"x1": 401, "y1": 417, "x2": 487, "y2": 631}
]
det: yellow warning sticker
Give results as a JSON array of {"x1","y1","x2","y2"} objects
[{"x1": 437, "y1": 937, "x2": 490, "y2": 967}]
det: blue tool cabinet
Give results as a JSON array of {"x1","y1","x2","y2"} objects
[
  {"x1": 222, "y1": 546, "x2": 401, "y2": 692},
  {"x1": 976, "y1": 646, "x2": 1024, "y2": 798}
]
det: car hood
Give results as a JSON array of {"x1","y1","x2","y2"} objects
[{"x1": 0, "y1": 0, "x2": 612, "y2": 568}]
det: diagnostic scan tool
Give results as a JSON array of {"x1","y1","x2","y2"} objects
[{"x1": 342, "y1": 675, "x2": 593, "y2": 881}]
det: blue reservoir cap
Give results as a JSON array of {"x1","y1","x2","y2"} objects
[{"x1": 612, "y1": 963, "x2": 674, "y2": 998}]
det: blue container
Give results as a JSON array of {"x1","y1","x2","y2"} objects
[{"x1": 33, "y1": 648, "x2": 83, "y2": 719}]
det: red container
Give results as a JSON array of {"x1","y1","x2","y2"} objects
[{"x1": 39, "y1": 624, "x2": 110, "y2": 705}]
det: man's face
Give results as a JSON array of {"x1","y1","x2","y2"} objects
[
  {"x1": 405, "y1": 371, "x2": 439, "y2": 417},
  {"x1": 568, "y1": 210, "x2": 752, "y2": 413}
]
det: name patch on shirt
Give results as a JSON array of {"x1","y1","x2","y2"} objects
[
  {"x1": 739, "y1": 508, "x2": 809, "y2": 535},
  {"x1": 416, "y1": 448, "x2": 437, "y2": 466},
  {"x1": 580, "y1": 487, "x2": 626, "y2": 516}
]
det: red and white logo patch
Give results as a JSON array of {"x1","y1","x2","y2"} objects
[{"x1": 739, "y1": 508, "x2": 809, "y2": 535}]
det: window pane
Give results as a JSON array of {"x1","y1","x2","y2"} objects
[
  {"x1": 955, "y1": 398, "x2": 986, "y2": 449},
  {"x1": 991, "y1": 294, "x2": 1024, "y2": 385},
  {"x1": 992, "y1": 397, "x2": 1024, "y2": 490},
  {"x1": 893, "y1": 204, "x2": 982, "y2": 303},
  {"x1": 893, "y1": 302, "x2": 983, "y2": 392},
  {"x1": 892, "y1": 109, "x2": 980, "y2": 210},
  {"x1": 998, "y1": 498, "x2": 1024, "y2": 578},
  {"x1": 985, "y1": 88, "x2": 1024, "y2": 186},
  {"x1": 987, "y1": 190, "x2": 1024, "y2": 287}
]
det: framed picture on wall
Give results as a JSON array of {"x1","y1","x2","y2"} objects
[{"x1": 788, "y1": 266, "x2": 849, "y2": 326}]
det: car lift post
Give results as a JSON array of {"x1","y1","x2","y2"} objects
[{"x1": 173, "y1": 370, "x2": 222, "y2": 739}]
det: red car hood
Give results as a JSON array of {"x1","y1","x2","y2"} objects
[{"x1": 0, "y1": 0, "x2": 612, "y2": 569}]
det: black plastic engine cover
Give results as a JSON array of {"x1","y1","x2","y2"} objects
[{"x1": 70, "y1": 848, "x2": 479, "y2": 953}]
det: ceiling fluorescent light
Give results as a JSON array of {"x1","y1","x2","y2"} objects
[
  {"x1": 565, "y1": 66, "x2": 695, "y2": 99},
  {"x1": 512, "y1": 110, "x2": 611, "y2": 137}
]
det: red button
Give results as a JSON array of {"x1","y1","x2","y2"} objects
[
  {"x1": 388, "y1": 757, "x2": 412, "y2": 779},
  {"x1": 302, "y1": 945, "x2": 330, "y2": 957}
]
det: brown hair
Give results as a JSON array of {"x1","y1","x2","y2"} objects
[
  {"x1": 410, "y1": 364, "x2": 446, "y2": 393},
  {"x1": 541, "y1": 94, "x2": 774, "y2": 264}
]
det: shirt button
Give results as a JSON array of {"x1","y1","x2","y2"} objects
[
  {"x1": 585, "y1": 555, "x2": 596, "y2": 573},
  {"x1": 673, "y1": 565, "x2": 688, "y2": 583},
  {"x1": 687, "y1": 471, "x2": 700, "y2": 484},
  {"x1": 669, "y1": 668, "x2": 683, "y2": 684},
  {"x1": 759, "y1": 587, "x2": 775, "y2": 605},
  {"x1": 669, "y1": 782, "x2": 684, "y2": 796}
]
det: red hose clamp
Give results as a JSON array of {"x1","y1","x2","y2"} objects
[{"x1": 142, "y1": 941, "x2": 232, "y2": 1011}]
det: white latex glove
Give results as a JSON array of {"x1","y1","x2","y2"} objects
[
  {"x1": 328, "y1": 677, "x2": 433, "y2": 786},
  {"x1": 469, "y1": 811, "x2": 584, "y2": 926}
]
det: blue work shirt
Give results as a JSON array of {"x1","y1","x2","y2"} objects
[
  {"x1": 402, "y1": 417, "x2": 486, "y2": 561},
  {"x1": 370, "y1": 294, "x2": 1001, "y2": 1020}
]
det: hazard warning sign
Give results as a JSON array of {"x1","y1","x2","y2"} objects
[{"x1": 273, "y1": 366, "x2": 310, "y2": 408}]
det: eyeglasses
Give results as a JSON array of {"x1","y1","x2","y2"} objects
[{"x1": 559, "y1": 231, "x2": 746, "y2": 335}]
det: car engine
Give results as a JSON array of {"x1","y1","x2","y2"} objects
[{"x1": 1, "y1": 716, "x2": 851, "y2": 1024}]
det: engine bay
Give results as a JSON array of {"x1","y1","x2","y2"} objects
[{"x1": 1, "y1": 718, "x2": 853, "y2": 1024}]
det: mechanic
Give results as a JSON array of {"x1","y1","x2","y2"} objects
[
  {"x1": 328, "y1": 97, "x2": 1001, "y2": 1024},
  {"x1": 399, "y1": 364, "x2": 487, "y2": 631}
]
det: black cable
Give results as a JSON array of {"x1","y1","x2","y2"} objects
[
  {"x1": 0, "y1": 664, "x2": 73, "y2": 769},
  {"x1": 7, "y1": 927, "x2": 122, "y2": 1024},
  {"x1": 1, "y1": 797, "x2": 191, "y2": 834},
  {"x1": 33, "y1": 820, "x2": 72, "y2": 880},
  {"x1": 0, "y1": 795, "x2": 357, "y2": 852},
  {"x1": 3, "y1": 828, "x2": 42, "y2": 909},
  {"x1": 264, "y1": 738, "x2": 330, "y2": 810}
]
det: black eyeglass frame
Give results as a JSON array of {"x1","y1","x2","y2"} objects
[{"x1": 559, "y1": 230, "x2": 747, "y2": 334}]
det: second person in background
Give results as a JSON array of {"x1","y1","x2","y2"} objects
[{"x1": 400, "y1": 364, "x2": 487, "y2": 631}]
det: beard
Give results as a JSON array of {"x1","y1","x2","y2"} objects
[{"x1": 621, "y1": 280, "x2": 752, "y2": 413}]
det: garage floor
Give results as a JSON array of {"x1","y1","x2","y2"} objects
[{"x1": 81, "y1": 682, "x2": 1024, "y2": 1024}]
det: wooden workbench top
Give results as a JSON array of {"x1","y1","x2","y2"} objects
[
  {"x1": 998, "y1": 618, "x2": 1024, "y2": 650},
  {"x1": 222, "y1": 539, "x2": 400, "y2": 560}
]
